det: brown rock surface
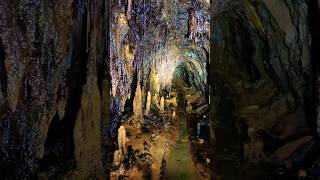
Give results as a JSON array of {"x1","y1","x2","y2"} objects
[{"x1": 0, "y1": 0, "x2": 109, "y2": 179}]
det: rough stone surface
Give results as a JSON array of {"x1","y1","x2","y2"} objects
[
  {"x1": 0, "y1": 0, "x2": 110, "y2": 179},
  {"x1": 210, "y1": 0, "x2": 320, "y2": 179}
]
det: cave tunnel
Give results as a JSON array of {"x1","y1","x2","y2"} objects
[
  {"x1": 109, "y1": 0, "x2": 210, "y2": 179},
  {"x1": 0, "y1": 0, "x2": 320, "y2": 179}
]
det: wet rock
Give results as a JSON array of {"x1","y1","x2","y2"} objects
[
  {"x1": 194, "y1": 97, "x2": 207, "y2": 107},
  {"x1": 210, "y1": 0, "x2": 315, "y2": 178},
  {"x1": 165, "y1": 97, "x2": 177, "y2": 109},
  {"x1": 138, "y1": 153, "x2": 153, "y2": 162},
  {"x1": 274, "y1": 136, "x2": 313, "y2": 162},
  {"x1": 144, "y1": 141, "x2": 150, "y2": 151},
  {"x1": 245, "y1": 105, "x2": 260, "y2": 111},
  {"x1": 0, "y1": 0, "x2": 109, "y2": 178},
  {"x1": 186, "y1": 102, "x2": 193, "y2": 113},
  {"x1": 274, "y1": 136, "x2": 318, "y2": 169},
  {"x1": 72, "y1": 67, "x2": 104, "y2": 179},
  {"x1": 195, "y1": 104, "x2": 209, "y2": 114}
]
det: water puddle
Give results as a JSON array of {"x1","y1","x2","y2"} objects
[{"x1": 164, "y1": 111, "x2": 198, "y2": 180}]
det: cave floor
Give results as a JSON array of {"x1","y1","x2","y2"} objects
[
  {"x1": 110, "y1": 112, "x2": 179, "y2": 180},
  {"x1": 110, "y1": 110, "x2": 208, "y2": 180},
  {"x1": 163, "y1": 110, "x2": 197, "y2": 180}
]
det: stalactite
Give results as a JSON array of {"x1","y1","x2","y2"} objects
[{"x1": 127, "y1": 0, "x2": 132, "y2": 20}]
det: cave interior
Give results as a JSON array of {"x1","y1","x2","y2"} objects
[
  {"x1": 109, "y1": 0, "x2": 210, "y2": 179},
  {"x1": 0, "y1": 0, "x2": 320, "y2": 179}
]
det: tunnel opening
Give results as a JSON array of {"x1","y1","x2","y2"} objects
[
  {"x1": 171, "y1": 60, "x2": 211, "y2": 177},
  {"x1": 172, "y1": 61, "x2": 210, "y2": 141},
  {"x1": 109, "y1": 43, "x2": 210, "y2": 179}
]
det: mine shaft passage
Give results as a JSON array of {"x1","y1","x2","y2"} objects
[{"x1": 109, "y1": 0, "x2": 210, "y2": 179}]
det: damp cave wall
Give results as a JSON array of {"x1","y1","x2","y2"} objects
[
  {"x1": 110, "y1": 0, "x2": 209, "y2": 136},
  {"x1": 0, "y1": 0, "x2": 319, "y2": 179},
  {"x1": 0, "y1": 0, "x2": 110, "y2": 179},
  {"x1": 210, "y1": 0, "x2": 320, "y2": 179}
]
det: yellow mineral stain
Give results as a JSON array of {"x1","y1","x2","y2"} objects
[
  {"x1": 152, "y1": 93, "x2": 159, "y2": 108},
  {"x1": 160, "y1": 96, "x2": 165, "y2": 113},
  {"x1": 166, "y1": 96, "x2": 177, "y2": 108}
]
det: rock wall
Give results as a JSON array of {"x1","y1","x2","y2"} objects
[
  {"x1": 210, "y1": 0, "x2": 320, "y2": 179},
  {"x1": 0, "y1": 0, "x2": 110, "y2": 179},
  {"x1": 311, "y1": 0, "x2": 320, "y2": 135}
]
